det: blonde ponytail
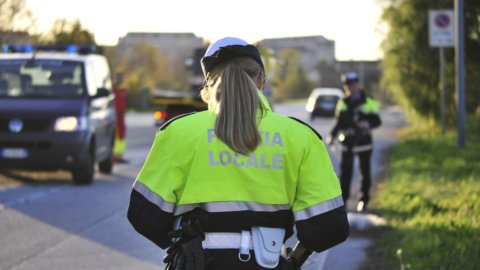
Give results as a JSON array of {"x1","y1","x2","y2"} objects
[{"x1": 201, "y1": 57, "x2": 265, "y2": 154}]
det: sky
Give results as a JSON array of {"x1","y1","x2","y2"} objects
[{"x1": 26, "y1": 0, "x2": 386, "y2": 61}]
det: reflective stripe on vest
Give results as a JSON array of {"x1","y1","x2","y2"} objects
[
  {"x1": 135, "y1": 179, "x2": 342, "y2": 221},
  {"x1": 294, "y1": 196, "x2": 344, "y2": 221}
]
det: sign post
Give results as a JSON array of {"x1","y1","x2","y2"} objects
[{"x1": 429, "y1": 9, "x2": 454, "y2": 136}]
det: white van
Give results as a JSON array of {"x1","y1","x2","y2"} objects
[{"x1": 0, "y1": 45, "x2": 116, "y2": 185}]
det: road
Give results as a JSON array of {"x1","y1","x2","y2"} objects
[{"x1": 0, "y1": 103, "x2": 404, "y2": 270}]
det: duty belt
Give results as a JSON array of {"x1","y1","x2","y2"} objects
[{"x1": 202, "y1": 227, "x2": 286, "y2": 268}]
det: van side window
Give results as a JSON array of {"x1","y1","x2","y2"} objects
[{"x1": 85, "y1": 62, "x2": 97, "y2": 96}]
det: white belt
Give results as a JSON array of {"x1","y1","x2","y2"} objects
[
  {"x1": 342, "y1": 144, "x2": 373, "y2": 152},
  {"x1": 202, "y1": 227, "x2": 286, "y2": 268},
  {"x1": 202, "y1": 232, "x2": 254, "y2": 249}
]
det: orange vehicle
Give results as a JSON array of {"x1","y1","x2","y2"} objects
[{"x1": 152, "y1": 89, "x2": 207, "y2": 126}]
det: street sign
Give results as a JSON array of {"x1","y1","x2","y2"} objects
[{"x1": 429, "y1": 10, "x2": 454, "y2": 47}]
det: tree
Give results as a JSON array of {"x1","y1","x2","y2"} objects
[
  {"x1": 380, "y1": 0, "x2": 480, "y2": 124},
  {"x1": 0, "y1": 0, "x2": 35, "y2": 43},
  {"x1": 120, "y1": 43, "x2": 188, "y2": 91},
  {"x1": 272, "y1": 49, "x2": 313, "y2": 101},
  {"x1": 104, "y1": 43, "x2": 191, "y2": 110},
  {"x1": 43, "y1": 19, "x2": 96, "y2": 45}
]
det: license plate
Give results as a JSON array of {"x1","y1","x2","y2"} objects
[
  {"x1": 1, "y1": 148, "x2": 28, "y2": 159},
  {"x1": 320, "y1": 103, "x2": 335, "y2": 109}
]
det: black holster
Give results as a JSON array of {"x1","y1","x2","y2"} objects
[{"x1": 163, "y1": 219, "x2": 206, "y2": 270}]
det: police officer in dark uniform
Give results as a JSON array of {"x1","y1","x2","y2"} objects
[
  {"x1": 127, "y1": 37, "x2": 349, "y2": 270},
  {"x1": 327, "y1": 71, "x2": 381, "y2": 212}
]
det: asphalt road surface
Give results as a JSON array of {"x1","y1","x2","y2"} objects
[{"x1": 0, "y1": 103, "x2": 404, "y2": 270}]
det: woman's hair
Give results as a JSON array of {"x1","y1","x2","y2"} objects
[{"x1": 201, "y1": 57, "x2": 265, "y2": 155}]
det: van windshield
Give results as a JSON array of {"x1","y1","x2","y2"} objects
[{"x1": 0, "y1": 59, "x2": 85, "y2": 98}]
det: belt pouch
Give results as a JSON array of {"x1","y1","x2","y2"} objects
[{"x1": 251, "y1": 227, "x2": 285, "y2": 268}]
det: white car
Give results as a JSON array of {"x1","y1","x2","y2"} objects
[{"x1": 306, "y1": 88, "x2": 344, "y2": 119}]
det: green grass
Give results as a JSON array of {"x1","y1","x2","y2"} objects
[{"x1": 366, "y1": 116, "x2": 480, "y2": 270}]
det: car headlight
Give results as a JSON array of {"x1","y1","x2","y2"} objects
[{"x1": 54, "y1": 116, "x2": 87, "y2": 132}]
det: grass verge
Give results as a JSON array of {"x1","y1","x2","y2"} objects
[{"x1": 363, "y1": 116, "x2": 480, "y2": 270}]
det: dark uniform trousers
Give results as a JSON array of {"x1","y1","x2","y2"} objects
[{"x1": 340, "y1": 149, "x2": 372, "y2": 204}]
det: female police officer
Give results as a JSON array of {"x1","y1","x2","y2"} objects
[{"x1": 127, "y1": 37, "x2": 349, "y2": 270}]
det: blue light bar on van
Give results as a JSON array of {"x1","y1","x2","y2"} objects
[
  {"x1": 66, "y1": 45, "x2": 78, "y2": 53},
  {"x1": 1, "y1": 44, "x2": 98, "y2": 54},
  {"x1": 2, "y1": 44, "x2": 34, "y2": 53}
]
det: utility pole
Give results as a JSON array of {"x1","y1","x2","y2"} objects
[{"x1": 455, "y1": 0, "x2": 466, "y2": 148}]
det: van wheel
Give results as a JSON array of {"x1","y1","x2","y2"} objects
[
  {"x1": 72, "y1": 149, "x2": 95, "y2": 185},
  {"x1": 99, "y1": 149, "x2": 113, "y2": 174},
  {"x1": 99, "y1": 134, "x2": 114, "y2": 174}
]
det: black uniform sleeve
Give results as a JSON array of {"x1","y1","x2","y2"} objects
[
  {"x1": 330, "y1": 110, "x2": 348, "y2": 139},
  {"x1": 365, "y1": 112, "x2": 381, "y2": 129},
  {"x1": 127, "y1": 189, "x2": 174, "y2": 249},
  {"x1": 295, "y1": 206, "x2": 349, "y2": 252}
]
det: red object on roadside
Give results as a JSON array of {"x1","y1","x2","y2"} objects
[{"x1": 114, "y1": 86, "x2": 127, "y2": 139}]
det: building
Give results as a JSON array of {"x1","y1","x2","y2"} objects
[
  {"x1": 336, "y1": 60, "x2": 382, "y2": 91},
  {"x1": 115, "y1": 33, "x2": 383, "y2": 100},
  {"x1": 117, "y1": 32, "x2": 205, "y2": 69},
  {"x1": 260, "y1": 36, "x2": 335, "y2": 82}
]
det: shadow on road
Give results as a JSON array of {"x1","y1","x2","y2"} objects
[{"x1": 0, "y1": 169, "x2": 72, "y2": 187}]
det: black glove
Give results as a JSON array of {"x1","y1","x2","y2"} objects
[
  {"x1": 163, "y1": 219, "x2": 205, "y2": 270},
  {"x1": 285, "y1": 242, "x2": 312, "y2": 270},
  {"x1": 286, "y1": 258, "x2": 302, "y2": 270},
  {"x1": 282, "y1": 247, "x2": 300, "y2": 270}
]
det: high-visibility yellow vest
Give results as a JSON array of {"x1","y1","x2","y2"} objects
[
  {"x1": 134, "y1": 92, "x2": 343, "y2": 222},
  {"x1": 336, "y1": 96, "x2": 380, "y2": 114}
]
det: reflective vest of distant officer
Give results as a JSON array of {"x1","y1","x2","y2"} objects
[
  {"x1": 328, "y1": 71, "x2": 381, "y2": 212},
  {"x1": 113, "y1": 73, "x2": 127, "y2": 163},
  {"x1": 127, "y1": 37, "x2": 349, "y2": 270}
]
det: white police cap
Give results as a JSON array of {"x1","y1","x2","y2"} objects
[
  {"x1": 341, "y1": 71, "x2": 359, "y2": 84},
  {"x1": 204, "y1": 37, "x2": 249, "y2": 57},
  {"x1": 201, "y1": 37, "x2": 264, "y2": 76}
]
